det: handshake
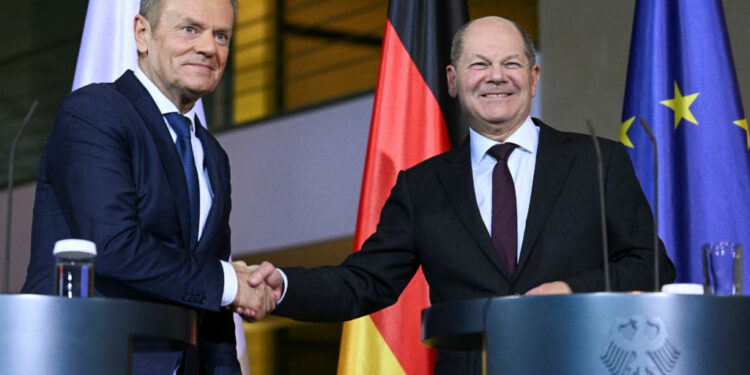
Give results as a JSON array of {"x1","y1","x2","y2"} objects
[{"x1": 229, "y1": 261, "x2": 283, "y2": 321}]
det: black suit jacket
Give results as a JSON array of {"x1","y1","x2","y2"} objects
[
  {"x1": 22, "y1": 70, "x2": 239, "y2": 374},
  {"x1": 274, "y1": 119, "x2": 675, "y2": 375}
]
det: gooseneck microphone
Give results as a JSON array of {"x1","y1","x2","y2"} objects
[
  {"x1": 638, "y1": 118, "x2": 660, "y2": 292},
  {"x1": 586, "y1": 120, "x2": 611, "y2": 292},
  {"x1": 4, "y1": 100, "x2": 38, "y2": 294}
]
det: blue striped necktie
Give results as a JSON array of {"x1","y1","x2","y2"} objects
[{"x1": 165, "y1": 112, "x2": 199, "y2": 249}]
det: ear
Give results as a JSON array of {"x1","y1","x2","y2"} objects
[
  {"x1": 529, "y1": 64, "x2": 541, "y2": 98},
  {"x1": 446, "y1": 65, "x2": 457, "y2": 98},
  {"x1": 134, "y1": 14, "x2": 150, "y2": 55}
]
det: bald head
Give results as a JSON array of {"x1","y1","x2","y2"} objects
[
  {"x1": 451, "y1": 16, "x2": 536, "y2": 68},
  {"x1": 445, "y1": 15, "x2": 541, "y2": 141}
]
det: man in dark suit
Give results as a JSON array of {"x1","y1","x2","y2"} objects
[
  {"x1": 248, "y1": 16, "x2": 676, "y2": 374},
  {"x1": 21, "y1": 0, "x2": 274, "y2": 373}
]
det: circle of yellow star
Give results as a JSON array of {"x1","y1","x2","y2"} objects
[
  {"x1": 660, "y1": 82, "x2": 699, "y2": 129},
  {"x1": 733, "y1": 118, "x2": 750, "y2": 150},
  {"x1": 620, "y1": 116, "x2": 635, "y2": 148}
]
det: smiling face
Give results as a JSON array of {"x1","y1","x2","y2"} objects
[
  {"x1": 447, "y1": 17, "x2": 540, "y2": 141},
  {"x1": 135, "y1": 0, "x2": 234, "y2": 112}
]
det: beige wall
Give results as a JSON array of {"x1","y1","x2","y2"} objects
[{"x1": 0, "y1": 184, "x2": 35, "y2": 292}]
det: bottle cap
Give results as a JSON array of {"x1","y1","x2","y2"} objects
[
  {"x1": 53, "y1": 239, "x2": 97, "y2": 257},
  {"x1": 661, "y1": 283, "x2": 703, "y2": 295}
]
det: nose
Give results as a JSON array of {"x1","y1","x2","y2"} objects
[
  {"x1": 487, "y1": 63, "x2": 506, "y2": 84},
  {"x1": 194, "y1": 31, "x2": 217, "y2": 57}
]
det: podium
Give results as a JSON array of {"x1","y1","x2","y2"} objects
[
  {"x1": 0, "y1": 294, "x2": 196, "y2": 375},
  {"x1": 422, "y1": 293, "x2": 750, "y2": 374}
]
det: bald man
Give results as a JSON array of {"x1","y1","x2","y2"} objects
[{"x1": 250, "y1": 16, "x2": 675, "y2": 375}]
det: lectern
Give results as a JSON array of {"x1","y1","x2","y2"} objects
[
  {"x1": 422, "y1": 293, "x2": 750, "y2": 374},
  {"x1": 0, "y1": 294, "x2": 196, "y2": 375}
]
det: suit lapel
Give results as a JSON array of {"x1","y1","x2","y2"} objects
[
  {"x1": 435, "y1": 141, "x2": 510, "y2": 280},
  {"x1": 517, "y1": 120, "x2": 575, "y2": 274},
  {"x1": 114, "y1": 71, "x2": 193, "y2": 249},
  {"x1": 194, "y1": 124, "x2": 225, "y2": 254}
]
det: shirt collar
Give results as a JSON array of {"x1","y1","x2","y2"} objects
[
  {"x1": 133, "y1": 67, "x2": 198, "y2": 129},
  {"x1": 470, "y1": 117, "x2": 539, "y2": 167}
]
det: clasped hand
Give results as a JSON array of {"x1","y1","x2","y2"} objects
[{"x1": 230, "y1": 261, "x2": 284, "y2": 321}]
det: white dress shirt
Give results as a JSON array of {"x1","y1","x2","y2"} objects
[
  {"x1": 133, "y1": 67, "x2": 237, "y2": 306},
  {"x1": 470, "y1": 117, "x2": 539, "y2": 261}
]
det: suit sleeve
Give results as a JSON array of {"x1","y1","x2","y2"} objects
[
  {"x1": 196, "y1": 147, "x2": 240, "y2": 373},
  {"x1": 274, "y1": 171, "x2": 420, "y2": 322},
  {"x1": 45, "y1": 90, "x2": 225, "y2": 310},
  {"x1": 563, "y1": 142, "x2": 675, "y2": 292}
]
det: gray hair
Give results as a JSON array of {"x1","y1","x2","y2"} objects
[
  {"x1": 450, "y1": 18, "x2": 536, "y2": 68},
  {"x1": 139, "y1": 0, "x2": 238, "y2": 29}
]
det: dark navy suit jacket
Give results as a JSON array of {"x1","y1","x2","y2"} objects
[
  {"x1": 274, "y1": 120, "x2": 676, "y2": 375},
  {"x1": 22, "y1": 70, "x2": 239, "y2": 374}
]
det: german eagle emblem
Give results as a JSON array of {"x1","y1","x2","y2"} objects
[{"x1": 600, "y1": 316, "x2": 680, "y2": 374}]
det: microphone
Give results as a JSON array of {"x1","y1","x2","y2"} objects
[
  {"x1": 638, "y1": 118, "x2": 659, "y2": 292},
  {"x1": 4, "y1": 100, "x2": 38, "y2": 294},
  {"x1": 586, "y1": 120, "x2": 610, "y2": 292}
]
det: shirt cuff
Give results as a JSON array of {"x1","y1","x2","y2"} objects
[
  {"x1": 277, "y1": 268, "x2": 289, "y2": 304},
  {"x1": 220, "y1": 260, "x2": 238, "y2": 306}
]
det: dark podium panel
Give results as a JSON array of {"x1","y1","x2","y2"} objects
[
  {"x1": 422, "y1": 293, "x2": 750, "y2": 374},
  {"x1": 0, "y1": 294, "x2": 196, "y2": 375}
]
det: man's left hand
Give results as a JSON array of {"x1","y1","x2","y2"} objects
[{"x1": 524, "y1": 281, "x2": 572, "y2": 295}]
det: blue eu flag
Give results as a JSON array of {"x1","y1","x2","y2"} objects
[{"x1": 621, "y1": 0, "x2": 750, "y2": 291}]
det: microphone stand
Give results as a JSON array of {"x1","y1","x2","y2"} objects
[
  {"x1": 4, "y1": 100, "x2": 38, "y2": 294},
  {"x1": 586, "y1": 120, "x2": 610, "y2": 292},
  {"x1": 638, "y1": 118, "x2": 659, "y2": 292}
]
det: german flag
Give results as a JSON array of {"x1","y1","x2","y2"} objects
[{"x1": 337, "y1": 1, "x2": 468, "y2": 374}]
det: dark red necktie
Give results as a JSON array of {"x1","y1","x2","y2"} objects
[{"x1": 488, "y1": 143, "x2": 518, "y2": 277}]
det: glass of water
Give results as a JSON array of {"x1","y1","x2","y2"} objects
[{"x1": 702, "y1": 241, "x2": 742, "y2": 295}]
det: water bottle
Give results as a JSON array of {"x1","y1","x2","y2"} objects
[{"x1": 54, "y1": 239, "x2": 96, "y2": 298}]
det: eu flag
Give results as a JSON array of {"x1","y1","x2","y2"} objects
[{"x1": 621, "y1": 0, "x2": 750, "y2": 292}]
